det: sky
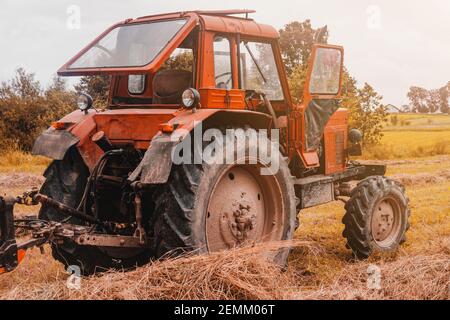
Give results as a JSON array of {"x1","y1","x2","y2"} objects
[{"x1": 0, "y1": 0, "x2": 449, "y2": 107}]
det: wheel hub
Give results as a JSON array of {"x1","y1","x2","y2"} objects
[
  {"x1": 371, "y1": 198, "x2": 398, "y2": 244},
  {"x1": 227, "y1": 196, "x2": 256, "y2": 242},
  {"x1": 206, "y1": 166, "x2": 283, "y2": 252}
]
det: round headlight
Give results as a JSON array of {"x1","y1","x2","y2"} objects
[
  {"x1": 182, "y1": 88, "x2": 200, "y2": 109},
  {"x1": 349, "y1": 128, "x2": 363, "y2": 144},
  {"x1": 77, "y1": 93, "x2": 93, "y2": 112}
]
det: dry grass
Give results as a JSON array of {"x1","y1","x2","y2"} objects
[
  {"x1": 0, "y1": 150, "x2": 49, "y2": 173},
  {"x1": 0, "y1": 151, "x2": 449, "y2": 300},
  {"x1": 1, "y1": 239, "x2": 448, "y2": 300},
  {"x1": 0, "y1": 241, "x2": 308, "y2": 300}
]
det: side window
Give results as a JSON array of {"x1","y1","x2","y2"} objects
[
  {"x1": 161, "y1": 48, "x2": 194, "y2": 72},
  {"x1": 128, "y1": 75, "x2": 146, "y2": 94},
  {"x1": 213, "y1": 36, "x2": 232, "y2": 89},
  {"x1": 239, "y1": 41, "x2": 283, "y2": 100}
]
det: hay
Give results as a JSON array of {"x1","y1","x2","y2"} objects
[
  {"x1": 391, "y1": 169, "x2": 450, "y2": 186},
  {"x1": 1, "y1": 241, "x2": 314, "y2": 300},
  {"x1": 0, "y1": 173, "x2": 44, "y2": 189},
  {"x1": 1, "y1": 239, "x2": 448, "y2": 300}
]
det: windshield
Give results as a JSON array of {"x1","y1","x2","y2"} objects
[{"x1": 68, "y1": 19, "x2": 188, "y2": 69}]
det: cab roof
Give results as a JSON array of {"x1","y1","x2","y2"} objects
[
  {"x1": 58, "y1": 10, "x2": 279, "y2": 76},
  {"x1": 132, "y1": 9, "x2": 280, "y2": 39}
]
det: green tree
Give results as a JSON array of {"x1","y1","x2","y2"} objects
[
  {"x1": 349, "y1": 83, "x2": 387, "y2": 146},
  {"x1": 426, "y1": 89, "x2": 441, "y2": 113},
  {"x1": 161, "y1": 50, "x2": 194, "y2": 72},
  {"x1": 0, "y1": 67, "x2": 41, "y2": 99},
  {"x1": 438, "y1": 83, "x2": 449, "y2": 114},
  {"x1": 287, "y1": 64, "x2": 307, "y2": 104},
  {"x1": 74, "y1": 75, "x2": 110, "y2": 108},
  {"x1": 0, "y1": 69, "x2": 46, "y2": 151},
  {"x1": 407, "y1": 86, "x2": 429, "y2": 113},
  {"x1": 44, "y1": 76, "x2": 77, "y2": 122},
  {"x1": 279, "y1": 20, "x2": 328, "y2": 76},
  {"x1": 0, "y1": 69, "x2": 77, "y2": 152}
]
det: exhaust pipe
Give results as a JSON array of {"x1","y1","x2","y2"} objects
[{"x1": 92, "y1": 131, "x2": 113, "y2": 152}]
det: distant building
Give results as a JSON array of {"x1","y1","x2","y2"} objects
[{"x1": 385, "y1": 104, "x2": 402, "y2": 113}]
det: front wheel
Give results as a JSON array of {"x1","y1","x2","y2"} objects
[{"x1": 342, "y1": 176, "x2": 410, "y2": 259}]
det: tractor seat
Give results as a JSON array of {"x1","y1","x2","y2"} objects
[{"x1": 152, "y1": 69, "x2": 193, "y2": 104}]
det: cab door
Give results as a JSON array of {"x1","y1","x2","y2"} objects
[{"x1": 296, "y1": 44, "x2": 344, "y2": 167}]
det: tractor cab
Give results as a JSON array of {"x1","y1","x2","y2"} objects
[{"x1": 58, "y1": 11, "x2": 291, "y2": 110}]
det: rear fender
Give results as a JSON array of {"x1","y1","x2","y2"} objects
[
  {"x1": 32, "y1": 129, "x2": 80, "y2": 160},
  {"x1": 32, "y1": 110, "x2": 95, "y2": 162},
  {"x1": 129, "y1": 109, "x2": 272, "y2": 185}
]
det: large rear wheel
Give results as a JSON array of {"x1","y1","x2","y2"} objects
[{"x1": 152, "y1": 128, "x2": 297, "y2": 265}]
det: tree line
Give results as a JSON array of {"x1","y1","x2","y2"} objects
[
  {"x1": 405, "y1": 83, "x2": 450, "y2": 114},
  {"x1": 0, "y1": 19, "x2": 388, "y2": 153}
]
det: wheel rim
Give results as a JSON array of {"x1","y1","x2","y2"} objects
[
  {"x1": 371, "y1": 196, "x2": 402, "y2": 247},
  {"x1": 205, "y1": 165, "x2": 284, "y2": 252}
]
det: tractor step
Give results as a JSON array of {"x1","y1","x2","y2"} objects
[
  {"x1": 293, "y1": 164, "x2": 387, "y2": 209},
  {"x1": 294, "y1": 175, "x2": 335, "y2": 209}
]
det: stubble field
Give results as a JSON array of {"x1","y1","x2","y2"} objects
[{"x1": 0, "y1": 114, "x2": 449, "y2": 300}]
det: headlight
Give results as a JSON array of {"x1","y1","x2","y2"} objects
[
  {"x1": 77, "y1": 93, "x2": 93, "y2": 112},
  {"x1": 349, "y1": 128, "x2": 363, "y2": 144},
  {"x1": 182, "y1": 88, "x2": 200, "y2": 109}
]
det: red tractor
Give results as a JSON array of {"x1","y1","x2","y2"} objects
[{"x1": 0, "y1": 10, "x2": 409, "y2": 275}]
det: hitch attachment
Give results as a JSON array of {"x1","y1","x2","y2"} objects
[
  {"x1": 0, "y1": 196, "x2": 25, "y2": 274},
  {"x1": 1, "y1": 189, "x2": 153, "y2": 274}
]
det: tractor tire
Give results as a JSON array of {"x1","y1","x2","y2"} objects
[
  {"x1": 39, "y1": 148, "x2": 151, "y2": 275},
  {"x1": 152, "y1": 128, "x2": 297, "y2": 266},
  {"x1": 342, "y1": 176, "x2": 410, "y2": 259}
]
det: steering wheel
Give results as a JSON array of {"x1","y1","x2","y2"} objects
[
  {"x1": 94, "y1": 44, "x2": 114, "y2": 58},
  {"x1": 215, "y1": 71, "x2": 232, "y2": 89},
  {"x1": 244, "y1": 90, "x2": 266, "y2": 110}
]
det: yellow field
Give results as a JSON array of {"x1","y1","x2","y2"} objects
[
  {"x1": 0, "y1": 155, "x2": 448, "y2": 300},
  {"x1": 385, "y1": 113, "x2": 450, "y2": 131},
  {"x1": 0, "y1": 114, "x2": 449, "y2": 300},
  {"x1": 0, "y1": 150, "x2": 50, "y2": 173},
  {"x1": 364, "y1": 113, "x2": 450, "y2": 159}
]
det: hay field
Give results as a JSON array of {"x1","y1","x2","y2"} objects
[
  {"x1": 0, "y1": 113, "x2": 449, "y2": 300},
  {"x1": 365, "y1": 113, "x2": 450, "y2": 159}
]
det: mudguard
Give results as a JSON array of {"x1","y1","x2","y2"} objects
[
  {"x1": 32, "y1": 129, "x2": 80, "y2": 160},
  {"x1": 128, "y1": 134, "x2": 178, "y2": 184}
]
